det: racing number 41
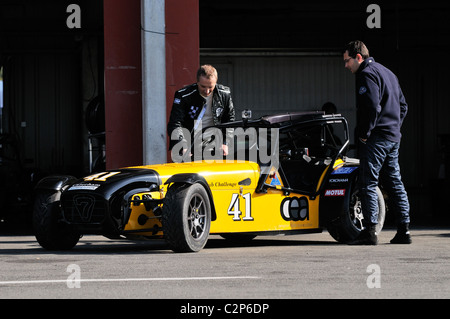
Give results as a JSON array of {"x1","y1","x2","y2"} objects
[
  {"x1": 83, "y1": 171, "x2": 120, "y2": 181},
  {"x1": 227, "y1": 193, "x2": 253, "y2": 221}
]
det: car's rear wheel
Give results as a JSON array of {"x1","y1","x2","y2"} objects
[
  {"x1": 327, "y1": 185, "x2": 385, "y2": 243},
  {"x1": 33, "y1": 191, "x2": 80, "y2": 250},
  {"x1": 162, "y1": 183, "x2": 211, "y2": 252}
]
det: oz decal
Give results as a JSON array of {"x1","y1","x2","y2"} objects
[{"x1": 280, "y1": 197, "x2": 309, "y2": 221}]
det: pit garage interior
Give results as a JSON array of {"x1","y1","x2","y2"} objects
[{"x1": 0, "y1": 0, "x2": 449, "y2": 229}]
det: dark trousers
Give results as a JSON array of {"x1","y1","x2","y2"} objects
[{"x1": 358, "y1": 134, "x2": 410, "y2": 226}]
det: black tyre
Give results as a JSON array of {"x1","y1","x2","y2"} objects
[
  {"x1": 33, "y1": 191, "x2": 80, "y2": 250},
  {"x1": 327, "y1": 185, "x2": 385, "y2": 243},
  {"x1": 162, "y1": 183, "x2": 211, "y2": 252}
]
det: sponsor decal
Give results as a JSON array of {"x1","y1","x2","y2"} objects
[
  {"x1": 324, "y1": 189, "x2": 346, "y2": 197},
  {"x1": 329, "y1": 178, "x2": 349, "y2": 183},
  {"x1": 280, "y1": 196, "x2": 309, "y2": 221},
  {"x1": 209, "y1": 181, "x2": 237, "y2": 188},
  {"x1": 359, "y1": 86, "x2": 367, "y2": 95},
  {"x1": 188, "y1": 105, "x2": 199, "y2": 119},
  {"x1": 331, "y1": 166, "x2": 357, "y2": 175},
  {"x1": 269, "y1": 173, "x2": 282, "y2": 186},
  {"x1": 69, "y1": 183, "x2": 101, "y2": 191},
  {"x1": 215, "y1": 107, "x2": 223, "y2": 117},
  {"x1": 174, "y1": 98, "x2": 181, "y2": 104}
]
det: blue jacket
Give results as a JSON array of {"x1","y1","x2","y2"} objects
[{"x1": 355, "y1": 57, "x2": 408, "y2": 142}]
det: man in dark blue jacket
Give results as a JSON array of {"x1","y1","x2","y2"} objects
[{"x1": 343, "y1": 40, "x2": 411, "y2": 245}]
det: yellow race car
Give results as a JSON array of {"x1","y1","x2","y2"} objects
[{"x1": 33, "y1": 111, "x2": 385, "y2": 252}]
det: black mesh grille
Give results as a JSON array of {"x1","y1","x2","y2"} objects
[{"x1": 62, "y1": 193, "x2": 108, "y2": 224}]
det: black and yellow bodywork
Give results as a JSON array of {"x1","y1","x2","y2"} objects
[{"x1": 33, "y1": 112, "x2": 385, "y2": 252}]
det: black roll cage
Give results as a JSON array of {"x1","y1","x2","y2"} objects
[{"x1": 214, "y1": 111, "x2": 351, "y2": 199}]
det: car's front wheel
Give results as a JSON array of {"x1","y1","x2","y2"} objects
[
  {"x1": 327, "y1": 185, "x2": 385, "y2": 243},
  {"x1": 162, "y1": 183, "x2": 211, "y2": 252},
  {"x1": 33, "y1": 191, "x2": 80, "y2": 250}
]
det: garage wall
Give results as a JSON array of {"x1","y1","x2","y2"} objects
[
  {"x1": 3, "y1": 53, "x2": 82, "y2": 175},
  {"x1": 201, "y1": 53, "x2": 356, "y2": 141},
  {"x1": 0, "y1": 0, "x2": 103, "y2": 178}
]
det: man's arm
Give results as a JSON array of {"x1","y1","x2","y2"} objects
[
  {"x1": 399, "y1": 85, "x2": 408, "y2": 125},
  {"x1": 167, "y1": 92, "x2": 187, "y2": 150},
  {"x1": 356, "y1": 74, "x2": 381, "y2": 140}
]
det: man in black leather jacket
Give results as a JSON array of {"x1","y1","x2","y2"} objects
[{"x1": 167, "y1": 65, "x2": 235, "y2": 157}]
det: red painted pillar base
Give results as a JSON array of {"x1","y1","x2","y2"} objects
[
  {"x1": 103, "y1": 0, "x2": 199, "y2": 168},
  {"x1": 103, "y1": 1, "x2": 142, "y2": 169},
  {"x1": 165, "y1": 0, "x2": 199, "y2": 162}
]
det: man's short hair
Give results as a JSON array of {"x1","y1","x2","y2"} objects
[
  {"x1": 344, "y1": 40, "x2": 370, "y2": 59},
  {"x1": 197, "y1": 65, "x2": 218, "y2": 81}
]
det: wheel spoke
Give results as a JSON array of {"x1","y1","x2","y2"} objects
[
  {"x1": 191, "y1": 223, "x2": 198, "y2": 238},
  {"x1": 187, "y1": 194, "x2": 207, "y2": 239},
  {"x1": 194, "y1": 198, "x2": 203, "y2": 211}
]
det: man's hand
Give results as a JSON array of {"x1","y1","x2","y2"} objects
[{"x1": 222, "y1": 144, "x2": 229, "y2": 156}]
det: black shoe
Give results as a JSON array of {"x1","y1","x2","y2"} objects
[
  {"x1": 390, "y1": 223, "x2": 412, "y2": 244},
  {"x1": 348, "y1": 226, "x2": 378, "y2": 245}
]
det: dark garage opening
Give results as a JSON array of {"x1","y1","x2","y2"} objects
[{"x1": 0, "y1": 0, "x2": 104, "y2": 227}]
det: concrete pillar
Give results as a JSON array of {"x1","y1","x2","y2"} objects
[{"x1": 141, "y1": 0, "x2": 167, "y2": 165}]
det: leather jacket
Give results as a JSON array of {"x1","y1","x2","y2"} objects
[{"x1": 167, "y1": 83, "x2": 235, "y2": 149}]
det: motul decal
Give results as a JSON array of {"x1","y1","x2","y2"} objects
[{"x1": 324, "y1": 189, "x2": 346, "y2": 197}]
